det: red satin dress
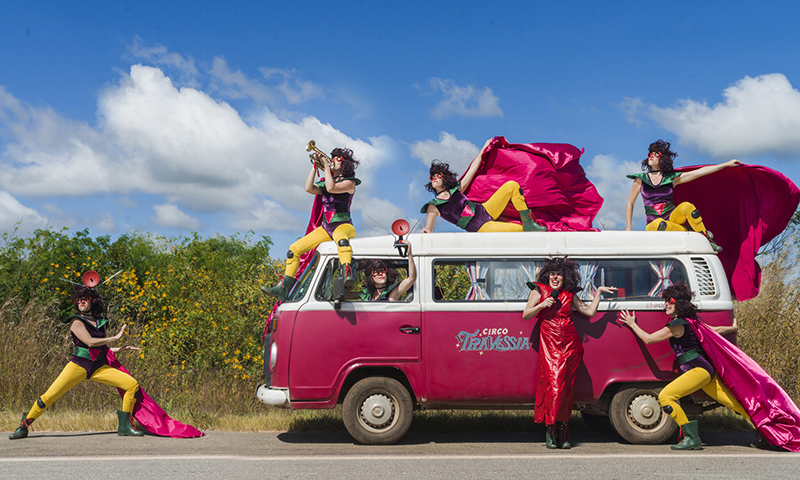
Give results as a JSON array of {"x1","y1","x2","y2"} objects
[{"x1": 532, "y1": 282, "x2": 583, "y2": 424}]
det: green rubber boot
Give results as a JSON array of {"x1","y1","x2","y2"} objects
[
  {"x1": 117, "y1": 410, "x2": 144, "y2": 437},
  {"x1": 671, "y1": 420, "x2": 702, "y2": 450},
  {"x1": 341, "y1": 263, "x2": 355, "y2": 289},
  {"x1": 557, "y1": 422, "x2": 571, "y2": 449},
  {"x1": 8, "y1": 415, "x2": 32, "y2": 440},
  {"x1": 520, "y1": 209, "x2": 547, "y2": 232},
  {"x1": 545, "y1": 425, "x2": 557, "y2": 449},
  {"x1": 702, "y1": 231, "x2": 723, "y2": 252},
  {"x1": 260, "y1": 275, "x2": 297, "y2": 301}
]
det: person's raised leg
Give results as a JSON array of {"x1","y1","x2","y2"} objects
[
  {"x1": 481, "y1": 181, "x2": 545, "y2": 231},
  {"x1": 332, "y1": 224, "x2": 357, "y2": 287},
  {"x1": 659, "y1": 368, "x2": 710, "y2": 450},
  {"x1": 670, "y1": 202, "x2": 722, "y2": 252},
  {"x1": 262, "y1": 227, "x2": 331, "y2": 300}
]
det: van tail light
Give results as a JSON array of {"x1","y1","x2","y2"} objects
[{"x1": 270, "y1": 315, "x2": 278, "y2": 333}]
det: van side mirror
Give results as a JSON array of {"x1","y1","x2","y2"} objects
[{"x1": 332, "y1": 278, "x2": 345, "y2": 309}]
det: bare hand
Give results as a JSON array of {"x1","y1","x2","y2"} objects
[
  {"x1": 617, "y1": 309, "x2": 636, "y2": 327},
  {"x1": 539, "y1": 297, "x2": 556, "y2": 309},
  {"x1": 597, "y1": 286, "x2": 618, "y2": 297},
  {"x1": 113, "y1": 324, "x2": 127, "y2": 341},
  {"x1": 726, "y1": 159, "x2": 742, "y2": 168},
  {"x1": 112, "y1": 345, "x2": 141, "y2": 353},
  {"x1": 421, "y1": 228, "x2": 431, "y2": 234}
]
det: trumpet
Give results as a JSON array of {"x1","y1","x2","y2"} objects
[{"x1": 306, "y1": 140, "x2": 333, "y2": 169}]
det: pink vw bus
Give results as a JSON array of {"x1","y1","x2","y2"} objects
[{"x1": 257, "y1": 231, "x2": 734, "y2": 445}]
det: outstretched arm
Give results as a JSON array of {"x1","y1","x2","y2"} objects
[
  {"x1": 572, "y1": 286, "x2": 618, "y2": 317},
  {"x1": 625, "y1": 179, "x2": 642, "y2": 231},
  {"x1": 460, "y1": 138, "x2": 493, "y2": 191},
  {"x1": 673, "y1": 159, "x2": 741, "y2": 186},
  {"x1": 71, "y1": 320, "x2": 128, "y2": 348},
  {"x1": 389, "y1": 241, "x2": 416, "y2": 300},
  {"x1": 616, "y1": 310, "x2": 675, "y2": 344},
  {"x1": 711, "y1": 317, "x2": 738, "y2": 336}
]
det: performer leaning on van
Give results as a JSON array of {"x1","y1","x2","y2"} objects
[
  {"x1": 420, "y1": 139, "x2": 546, "y2": 233},
  {"x1": 360, "y1": 240, "x2": 416, "y2": 302},
  {"x1": 262, "y1": 147, "x2": 360, "y2": 301},
  {"x1": 624, "y1": 139, "x2": 740, "y2": 252},
  {"x1": 616, "y1": 283, "x2": 754, "y2": 450},
  {"x1": 9, "y1": 285, "x2": 143, "y2": 440},
  {"x1": 522, "y1": 257, "x2": 617, "y2": 449}
]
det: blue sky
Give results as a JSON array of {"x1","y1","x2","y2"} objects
[{"x1": 2, "y1": 0, "x2": 800, "y2": 257}]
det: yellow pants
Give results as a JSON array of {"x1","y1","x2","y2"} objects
[
  {"x1": 26, "y1": 362, "x2": 140, "y2": 420},
  {"x1": 477, "y1": 181, "x2": 528, "y2": 233},
  {"x1": 658, "y1": 367, "x2": 749, "y2": 426},
  {"x1": 285, "y1": 223, "x2": 356, "y2": 277},
  {"x1": 646, "y1": 202, "x2": 707, "y2": 233}
]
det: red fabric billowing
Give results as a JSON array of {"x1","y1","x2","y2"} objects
[
  {"x1": 673, "y1": 165, "x2": 799, "y2": 301},
  {"x1": 107, "y1": 350, "x2": 203, "y2": 438},
  {"x1": 461, "y1": 136, "x2": 603, "y2": 231},
  {"x1": 263, "y1": 194, "x2": 324, "y2": 338},
  {"x1": 532, "y1": 282, "x2": 583, "y2": 424},
  {"x1": 689, "y1": 319, "x2": 800, "y2": 451}
]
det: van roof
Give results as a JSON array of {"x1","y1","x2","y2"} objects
[{"x1": 315, "y1": 231, "x2": 717, "y2": 257}]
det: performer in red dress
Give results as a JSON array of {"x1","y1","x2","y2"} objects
[{"x1": 523, "y1": 257, "x2": 616, "y2": 449}]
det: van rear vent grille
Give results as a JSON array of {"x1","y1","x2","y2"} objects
[{"x1": 691, "y1": 257, "x2": 716, "y2": 296}]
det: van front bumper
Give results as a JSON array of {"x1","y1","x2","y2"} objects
[{"x1": 256, "y1": 384, "x2": 291, "y2": 408}]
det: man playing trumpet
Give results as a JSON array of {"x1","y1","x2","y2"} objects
[{"x1": 261, "y1": 145, "x2": 361, "y2": 301}]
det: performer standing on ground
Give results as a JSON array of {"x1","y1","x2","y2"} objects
[
  {"x1": 360, "y1": 240, "x2": 416, "y2": 302},
  {"x1": 616, "y1": 283, "x2": 756, "y2": 451},
  {"x1": 420, "y1": 139, "x2": 546, "y2": 233},
  {"x1": 9, "y1": 285, "x2": 143, "y2": 440},
  {"x1": 522, "y1": 257, "x2": 617, "y2": 449},
  {"x1": 262, "y1": 148, "x2": 360, "y2": 301},
  {"x1": 625, "y1": 139, "x2": 740, "y2": 251}
]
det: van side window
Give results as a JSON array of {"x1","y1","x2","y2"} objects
[
  {"x1": 314, "y1": 258, "x2": 413, "y2": 302},
  {"x1": 433, "y1": 258, "x2": 688, "y2": 302}
]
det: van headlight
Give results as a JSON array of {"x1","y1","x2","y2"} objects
[{"x1": 270, "y1": 342, "x2": 278, "y2": 370}]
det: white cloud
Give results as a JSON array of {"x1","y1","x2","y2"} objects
[
  {"x1": 584, "y1": 154, "x2": 644, "y2": 230},
  {"x1": 127, "y1": 36, "x2": 199, "y2": 87},
  {"x1": 427, "y1": 78, "x2": 503, "y2": 120},
  {"x1": 151, "y1": 204, "x2": 202, "y2": 230},
  {"x1": 231, "y1": 199, "x2": 303, "y2": 232},
  {"x1": 0, "y1": 191, "x2": 48, "y2": 235},
  {"x1": 409, "y1": 132, "x2": 480, "y2": 174},
  {"x1": 208, "y1": 58, "x2": 323, "y2": 105},
  {"x1": 94, "y1": 211, "x2": 118, "y2": 232},
  {"x1": 0, "y1": 64, "x2": 393, "y2": 234},
  {"x1": 352, "y1": 196, "x2": 407, "y2": 238},
  {"x1": 623, "y1": 73, "x2": 800, "y2": 157}
]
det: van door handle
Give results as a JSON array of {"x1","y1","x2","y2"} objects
[{"x1": 399, "y1": 326, "x2": 420, "y2": 334}]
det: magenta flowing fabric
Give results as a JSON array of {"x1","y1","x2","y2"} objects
[
  {"x1": 673, "y1": 165, "x2": 799, "y2": 301},
  {"x1": 688, "y1": 319, "x2": 800, "y2": 452},
  {"x1": 460, "y1": 136, "x2": 603, "y2": 231},
  {"x1": 107, "y1": 351, "x2": 204, "y2": 438},
  {"x1": 262, "y1": 194, "x2": 324, "y2": 338}
]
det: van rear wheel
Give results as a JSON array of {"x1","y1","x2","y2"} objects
[
  {"x1": 342, "y1": 377, "x2": 413, "y2": 445},
  {"x1": 609, "y1": 384, "x2": 677, "y2": 444}
]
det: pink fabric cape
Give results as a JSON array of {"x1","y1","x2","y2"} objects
[
  {"x1": 688, "y1": 319, "x2": 800, "y2": 451},
  {"x1": 673, "y1": 165, "x2": 799, "y2": 301},
  {"x1": 107, "y1": 350, "x2": 204, "y2": 438},
  {"x1": 461, "y1": 136, "x2": 603, "y2": 231},
  {"x1": 262, "y1": 194, "x2": 324, "y2": 338}
]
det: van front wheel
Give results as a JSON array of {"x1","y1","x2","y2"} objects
[
  {"x1": 342, "y1": 377, "x2": 413, "y2": 445},
  {"x1": 609, "y1": 384, "x2": 677, "y2": 444}
]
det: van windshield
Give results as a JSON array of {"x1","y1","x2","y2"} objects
[
  {"x1": 284, "y1": 251, "x2": 319, "y2": 302},
  {"x1": 433, "y1": 258, "x2": 688, "y2": 302}
]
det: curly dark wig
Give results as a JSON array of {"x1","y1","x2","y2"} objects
[
  {"x1": 424, "y1": 160, "x2": 459, "y2": 194},
  {"x1": 662, "y1": 282, "x2": 697, "y2": 319},
  {"x1": 536, "y1": 256, "x2": 581, "y2": 293},
  {"x1": 72, "y1": 285, "x2": 105, "y2": 316},
  {"x1": 362, "y1": 259, "x2": 399, "y2": 293},
  {"x1": 330, "y1": 147, "x2": 360, "y2": 178},
  {"x1": 641, "y1": 139, "x2": 678, "y2": 173}
]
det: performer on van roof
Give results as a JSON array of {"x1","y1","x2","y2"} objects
[
  {"x1": 360, "y1": 240, "x2": 416, "y2": 302},
  {"x1": 262, "y1": 147, "x2": 360, "y2": 301},
  {"x1": 523, "y1": 257, "x2": 617, "y2": 449},
  {"x1": 420, "y1": 139, "x2": 546, "y2": 233},
  {"x1": 617, "y1": 282, "x2": 800, "y2": 451},
  {"x1": 625, "y1": 139, "x2": 740, "y2": 252},
  {"x1": 9, "y1": 285, "x2": 144, "y2": 440}
]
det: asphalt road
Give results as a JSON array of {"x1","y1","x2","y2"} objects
[{"x1": 2, "y1": 430, "x2": 798, "y2": 479}]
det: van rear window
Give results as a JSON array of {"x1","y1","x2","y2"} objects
[{"x1": 432, "y1": 258, "x2": 688, "y2": 302}]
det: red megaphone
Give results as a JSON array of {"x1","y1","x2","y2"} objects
[
  {"x1": 391, "y1": 219, "x2": 410, "y2": 257},
  {"x1": 82, "y1": 270, "x2": 100, "y2": 288}
]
